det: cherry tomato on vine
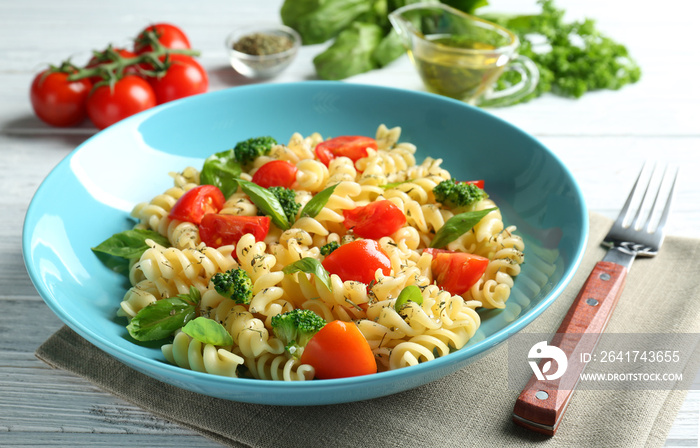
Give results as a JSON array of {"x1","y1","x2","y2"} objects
[
  {"x1": 134, "y1": 23, "x2": 191, "y2": 53},
  {"x1": 343, "y1": 200, "x2": 406, "y2": 239},
  {"x1": 315, "y1": 136, "x2": 377, "y2": 166},
  {"x1": 169, "y1": 185, "x2": 225, "y2": 225},
  {"x1": 322, "y1": 239, "x2": 391, "y2": 285},
  {"x1": 300, "y1": 320, "x2": 377, "y2": 379},
  {"x1": 251, "y1": 160, "x2": 298, "y2": 189},
  {"x1": 148, "y1": 54, "x2": 208, "y2": 104},
  {"x1": 423, "y1": 248, "x2": 489, "y2": 295},
  {"x1": 85, "y1": 48, "x2": 139, "y2": 84},
  {"x1": 30, "y1": 68, "x2": 92, "y2": 127},
  {"x1": 86, "y1": 75, "x2": 156, "y2": 130},
  {"x1": 199, "y1": 214, "x2": 270, "y2": 248}
]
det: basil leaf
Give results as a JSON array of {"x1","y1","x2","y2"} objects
[
  {"x1": 92, "y1": 228, "x2": 169, "y2": 259},
  {"x1": 236, "y1": 178, "x2": 290, "y2": 230},
  {"x1": 200, "y1": 148, "x2": 242, "y2": 198},
  {"x1": 280, "y1": 0, "x2": 372, "y2": 45},
  {"x1": 92, "y1": 251, "x2": 130, "y2": 276},
  {"x1": 394, "y1": 285, "x2": 424, "y2": 312},
  {"x1": 126, "y1": 296, "x2": 196, "y2": 341},
  {"x1": 282, "y1": 257, "x2": 332, "y2": 292},
  {"x1": 313, "y1": 22, "x2": 383, "y2": 80},
  {"x1": 93, "y1": 228, "x2": 170, "y2": 275},
  {"x1": 372, "y1": 28, "x2": 405, "y2": 68},
  {"x1": 300, "y1": 183, "x2": 338, "y2": 218},
  {"x1": 181, "y1": 317, "x2": 234, "y2": 346},
  {"x1": 429, "y1": 208, "x2": 498, "y2": 249},
  {"x1": 381, "y1": 179, "x2": 414, "y2": 190}
]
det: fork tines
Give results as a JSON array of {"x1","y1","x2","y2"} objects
[
  {"x1": 605, "y1": 162, "x2": 678, "y2": 256},
  {"x1": 619, "y1": 162, "x2": 678, "y2": 234}
]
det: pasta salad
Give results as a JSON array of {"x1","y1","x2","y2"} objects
[{"x1": 93, "y1": 124, "x2": 524, "y2": 381}]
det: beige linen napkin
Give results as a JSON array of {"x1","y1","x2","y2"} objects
[{"x1": 36, "y1": 213, "x2": 700, "y2": 448}]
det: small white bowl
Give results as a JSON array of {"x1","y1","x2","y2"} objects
[{"x1": 225, "y1": 24, "x2": 301, "y2": 79}]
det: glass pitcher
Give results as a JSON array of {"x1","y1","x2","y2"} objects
[{"x1": 389, "y1": 2, "x2": 539, "y2": 107}]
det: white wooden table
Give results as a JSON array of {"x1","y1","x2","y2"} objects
[{"x1": 2, "y1": 0, "x2": 698, "y2": 446}]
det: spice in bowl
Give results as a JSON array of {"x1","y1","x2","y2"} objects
[
  {"x1": 225, "y1": 25, "x2": 301, "y2": 79},
  {"x1": 233, "y1": 32, "x2": 294, "y2": 56}
]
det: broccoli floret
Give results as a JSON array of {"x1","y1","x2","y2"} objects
[
  {"x1": 271, "y1": 309, "x2": 326, "y2": 358},
  {"x1": 234, "y1": 136, "x2": 277, "y2": 165},
  {"x1": 433, "y1": 179, "x2": 486, "y2": 209},
  {"x1": 211, "y1": 268, "x2": 253, "y2": 304},
  {"x1": 269, "y1": 186, "x2": 301, "y2": 223},
  {"x1": 320, "y1": 241, "x2": 340, "y2": 256}
]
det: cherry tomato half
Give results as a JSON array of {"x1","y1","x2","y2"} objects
[
  {"x1": 343, "y1": 200, "x2": 406, "y2": 239},
  {"x1": 148, "y1": 54, "x2": 208, "y2": 105},
  {"x1": 322, "y1": 239, "x2": 391, "y2": 285},
  {"x1": 86, "y1": 75, "x2": 156, "y2": 130},
  {"x1": 199, "y1": 214, "x2": 270, "y2": 248},
  {"x1": 315, "y1": 136, "x2": 378, "y2": 166},
  {"x1": 424, "y1": 248, "x2": 489, "y2": 295},
  {"x1": 300, "y1": 320, "x2": 377, "y2": 379},
  {"x1": 169, "y1": 185, "x2": 225, "y2": 225},
  {"x1": 30, "y1": 69, "x2": 92, "y2": 127},
  {"x1": 251, "y1": 160, "x2": 298, "y2": 189},
  {"x1": 134, "y1": 23, "x2": 191, "y2": 53}
]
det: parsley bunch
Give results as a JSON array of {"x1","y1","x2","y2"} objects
[{"x1": 486, "y1": 0, "x2": 641, "y2": 103}]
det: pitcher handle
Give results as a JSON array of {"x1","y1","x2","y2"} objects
[{"x1": 477, "y1": 55, "x2": 540, "y2": 107}]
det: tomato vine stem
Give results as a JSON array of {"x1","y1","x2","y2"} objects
[{"x1": 65, "y1": 29, "x2": 201, "y2": 90}]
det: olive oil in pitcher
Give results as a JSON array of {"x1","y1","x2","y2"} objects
[{"x1": 408, "y1": 34, "x2": 506, "y2": 101}]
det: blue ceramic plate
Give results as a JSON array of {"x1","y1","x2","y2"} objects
[{"x1": 23, "y1": 82, "x2": 587, "y2": 405}]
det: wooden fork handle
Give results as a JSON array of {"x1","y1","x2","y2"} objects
[{"x1": 512, "y1": 261, "x2": 628, "y2": 435}]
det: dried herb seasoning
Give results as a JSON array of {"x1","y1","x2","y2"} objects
[{"x1": 233, "y1": 33, "x2": 293, "y2": 56}]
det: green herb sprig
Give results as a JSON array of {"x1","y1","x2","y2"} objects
[{"x1": 485, "y1": 0, "x2": 641, "y2": 103}]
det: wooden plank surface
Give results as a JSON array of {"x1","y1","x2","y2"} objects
[{"x1": 1, "y1": 0, "x2": 698, "y2": 446}]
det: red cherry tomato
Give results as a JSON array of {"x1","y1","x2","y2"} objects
[
  {"x1": 86, "y1": 75, "x2": 156, "y2": 130},
  {"x1": 134, "y1": 23, "x2": 191, "y2": 53},
  {"x1": 464, "y1": 180, "x2": 485, "y2": 189},
  {"x1": 300, "y1": 320, "x2": 377, "y2": 379},
  {"x1": 85, "y1": 48, "x2": 139, "y2": 84},
  {"x1": 169, "y1": 185, "x2": 225, "y2": 225},
  {"x1": 251, "y1": 160, "x2": 298, "y2": 189},
  {"x1": 343, "y1": 200, "x2": 406, "y2": 239},
  {"x1": 322, "y1": 239, "x2": 391, "y2": 285},
  {"x1": 424, "y1": 248, "x2": 489, "y2": 295},
  {"x1": 148, "y1": 54, "x2": 208, "y2": 105},
  {"x1": 199, "y1": 214, "x2": 270, "y2": 248},
  {"x1": 30, "y1": 69, "x2": 92, "y2": 127},
  {"x1": 315, "y1": 136, "x2": 378, "y2": 166}
]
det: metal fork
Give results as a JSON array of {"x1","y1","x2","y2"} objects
[
  {"x1": 512, "y1": 162, "x2": 678, "y2": 436},
  {"x1": 603, "y1": 163, "x2": 678, "y2": 267}
]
